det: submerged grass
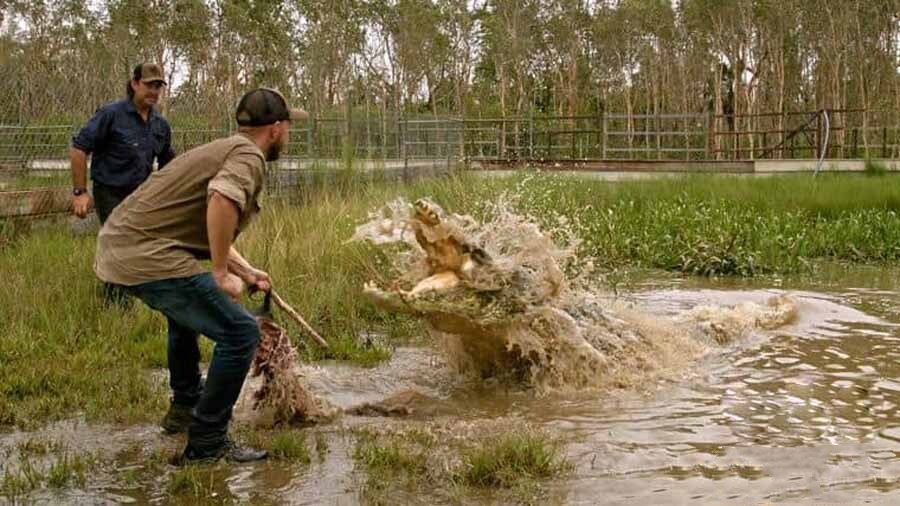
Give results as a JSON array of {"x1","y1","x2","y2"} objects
[
  {"x1": 4, "y1": 171, "x2": 900, "y2": 430},
  {"x1": 352, "y1": 428, "x2": 434, "y2": 501},
  {"x1": 267, "y1": 430, "x2": 312, "y2": 464},
  {"x1": 167, "y1": 465, "x2": 219, "y2": 498},
  {"x1": 0, "y1": 448, "x2": 98, "y2": 499},
  {"x1": 350, "y1": 425, "x2": 571, "y2": 503}
]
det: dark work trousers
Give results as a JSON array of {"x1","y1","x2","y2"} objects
[
  {"x1": 92, "y1": 181, "x2": 135, "y2": 225},
  {"x1": 126, "y1": 273, "x2": 261, "y2": 454}
]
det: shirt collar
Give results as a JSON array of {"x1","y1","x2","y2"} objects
[{"x1": 123, "y1": 98, "x2": 158, "y2": 121}]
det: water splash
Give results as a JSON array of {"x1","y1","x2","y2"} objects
[{"x1": 354, "y1": 196, "x2": 796, "y2": 392}]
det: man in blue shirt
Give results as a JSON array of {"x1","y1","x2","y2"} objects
[{"x1": 70, "y1": 63, "x2": 176, "y2": 223}]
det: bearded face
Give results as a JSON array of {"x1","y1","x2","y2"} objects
[
  {"x1": 265, "y1": 124, "x2": 289, "y2": 162},
  {"x1": 265, "y1": 142, "x2": 282, "y2": 162}
]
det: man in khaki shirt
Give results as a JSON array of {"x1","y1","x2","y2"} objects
[{"x1": 96, "y1": 88, "x2": 307, "y2": 465}]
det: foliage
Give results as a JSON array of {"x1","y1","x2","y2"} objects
[{"x1": 0, "y1": 0, "x2": 897, "y2": 132}]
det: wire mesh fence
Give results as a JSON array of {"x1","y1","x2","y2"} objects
[
  {"x1": 460, "y1": 110, "x2": 900, "y2": 162},
  {"x1": 0, "y1": 118, "x2": 466, "y2": 215},
  {"x1": 4, "y1": 109, "x2": 900, "y2": 218},
  {"x1": 2, "y1": 109, "x2": 900, "y2": 174}
]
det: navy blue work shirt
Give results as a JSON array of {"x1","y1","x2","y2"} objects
[{"x1": 72, "y1": 99, "x2": 176, "y2": 190}]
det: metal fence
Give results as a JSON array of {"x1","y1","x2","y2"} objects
[
  {"x1": 0, "y1": 118, "x2": 466, "y2": 214},
  {"x1": 2, "y1": 110, "x2": 900, "y2": 172},
  {"x1": 4, "y1": 109, "x2": 900, "y2": 218},
  {"x1": 0, "y1": 118, "x2": 465, "y2": 168},
  {"x1": 461, "y1": 109, "x2": 900, "y2": 161}
]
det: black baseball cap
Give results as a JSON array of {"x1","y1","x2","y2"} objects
[{"x1": 235, "y1": 88, "x2": 308, "y2": 126}]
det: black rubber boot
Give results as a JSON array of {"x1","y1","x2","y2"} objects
[
  {"x1": 170, "y1": 439, "x2": 268, "y2": 466},
  {"x1": 160, "y1": 403, "x2": 194, "y2": 434}
]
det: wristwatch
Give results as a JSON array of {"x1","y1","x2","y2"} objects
[{"x1": 73, "y1": 187, "x2": 87, "y2": 197}]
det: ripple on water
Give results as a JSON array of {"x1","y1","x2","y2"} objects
[{"x1": 11, "y1": 271, "x2": 900, "y2": 504}]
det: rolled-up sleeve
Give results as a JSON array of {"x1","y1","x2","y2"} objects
[
  {"x1": 72, "y1": 107, "x2": 112, "y2": 153},
  {"x1": 207, "y1": 148, "x2": 263, "y2": 213}
]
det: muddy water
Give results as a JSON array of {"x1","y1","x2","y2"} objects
[
  {"x1": 537, "y1": 267, "x2": 900, "y2": 505},
  {"x1": 6, "y1": 264, "x2": 900, "y2": 504}
]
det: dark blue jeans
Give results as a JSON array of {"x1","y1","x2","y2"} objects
[{"x1": 126, "y1": 273, "x2": 260, "y2": 452}]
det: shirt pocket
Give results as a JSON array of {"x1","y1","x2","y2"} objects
[{"x1": 111, "y1": 130, "x2": 140, "y2": 161}]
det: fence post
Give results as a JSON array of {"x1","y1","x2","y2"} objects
[
  {"x1": 601, "y1": 112, "x2": 608, "y2": 159},
  {"x1": 529, "y1": 116, "x2": 534, "y2": 159},
  {"x1": 571, "y1": 121, "x2": 577, "y2": 159},
  {"x1": 459, "y1": 119, "x2": 465, "y2": 162},
  {"x1": 445, "y1": 120, "x2": 451, "y2": 174},
  {"x1": 883, "y1": 127, "x2": 888, "y2": 158},
  {"x1": 496, "y1": 121, "x2": 502, "y2": 159},
  {"x1": 401, "y1": 118, "x2": 409, "y2": 182},
  {"x1": 396, "y1": 116, "x2": 402, "y2": 161},
  {"x1": 307, "y1": 117, "x2": 315, "y2": 164},
  {"x1": 462, "y1": 119, "x2": 469, "y2": 161},
  {"x1": 547, "y1": 131, "x2": 553, "y2": 159},
  {"x1": 655, "y1": 114, "x2": 661, "y2": 160},
  {"x1": 345, "y1": 96, "x2": 354, "y2": 169}
]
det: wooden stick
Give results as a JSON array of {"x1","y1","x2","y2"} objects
[{"x1": 271, "y1": 290, "x2": 330, "y2": 350}]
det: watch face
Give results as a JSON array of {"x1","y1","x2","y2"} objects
[{"x1": 73, "y1": 188, "x2": 86, "y2": 196}]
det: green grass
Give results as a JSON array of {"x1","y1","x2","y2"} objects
[
  {"x1": 505, "y1": 172, "x2": 900, "y2": 275},
  {"x1": 351, "y1": 426, "x2": 571, "y2": 502},
  {"x1": 45, "y1": 452, "x2": 92, "y2": 489},
  {"x1": 267, "y1": 430, "x2": 312, "y2": 464},
  {"x1": 5, "y1": 171, "x2": 900, "y2": 430},
  {"x1": 0, "y1": 173, "x2": 69, "y2": 190},
  {"x1": 0, "y1": 227, "x2": 170, "y2": 428},
  {"x1": 167, "y1": 466, "x2": 217, "y2": 498},
  {"x1": 352, "y1": 429, "x2": 433, "y2": 498},
  {"x1": 353, "y1": 432, "x2": 430, "y2": 477},
  {"x1": 17, "y1": 437, "x2": 64, "y2": 458},
  {"x1": 864, "y1": 158, "x2": 889, "y2": 176},
  {"x1": 1, "y1": 449, "x2": 97, "y2": 499},
  {"x1": 455, "y1": 432, "x2": 572, "y2": 489}
]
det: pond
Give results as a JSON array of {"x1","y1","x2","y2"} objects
[{"x1": 6, "y1": 263, "x2": 900, "y2": 504}]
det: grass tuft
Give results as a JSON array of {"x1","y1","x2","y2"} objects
[
  {"x1": 455, "y1": 432, "x2": 572, "y2": 489},
  {"x1": 864, "y1": 158, "x2": 888, "y2": 176},
  {"x1": 268, "y1": 430, "x2": 312, "y2": 464},
  {"x1": 353, "y1": 432, "x2": 429, "y2": 479},
  {"x1": 0, "y1": 449, "x2": 97, "y2": 499}
]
